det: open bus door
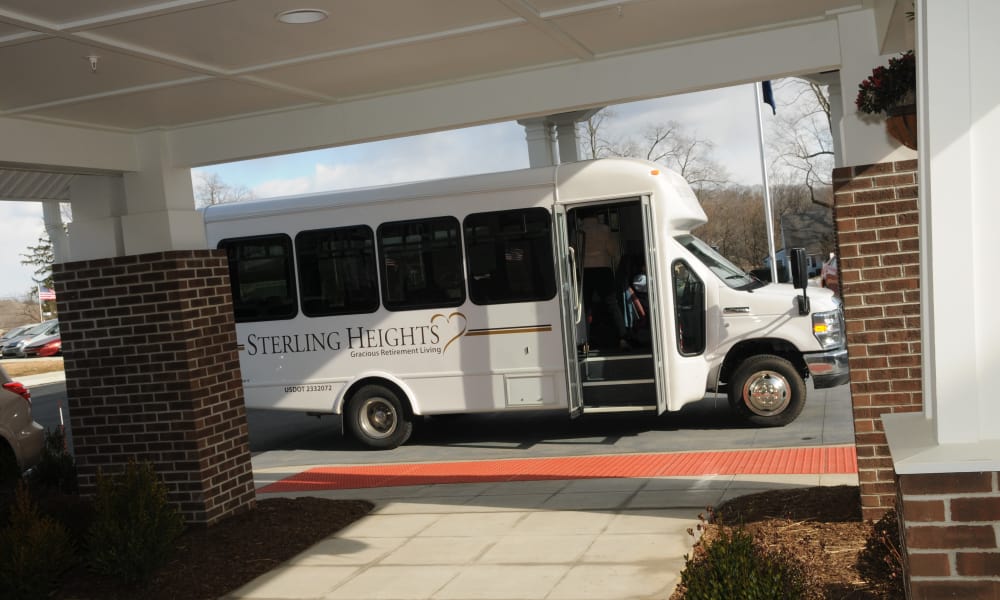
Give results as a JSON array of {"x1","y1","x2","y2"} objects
[
  {"x1": 557, "y1": 198, "x2": 669, "y2": 415},
  {"x1": 641, "y1": 197, "x2": 670, "y2": 415},
  {"x1": 553, "y1": 204, "x2": 584, "y2": 416}
]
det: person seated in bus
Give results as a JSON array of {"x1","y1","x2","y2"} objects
[
  {"x1": 579, "y1": 215, "x2": 629, "y2": 350},
  {"x1": 623, "y1": 260, "x2": 650, "y2": 346}
]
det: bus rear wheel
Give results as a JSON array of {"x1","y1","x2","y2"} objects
[
  {"x1": 346, "y1": 384, "x2": 413, "y2": 449},
  {"x1": 728, "y1": 355, "x2": 805, "y2": 427}
]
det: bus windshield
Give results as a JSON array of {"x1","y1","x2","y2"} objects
[{"x1": 675, "y1": 234, "x2": 760, "y2": 290}]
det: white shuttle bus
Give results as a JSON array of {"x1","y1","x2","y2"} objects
[{"x1": 203, "y1": 158, "x2": 848, "y2": 449}]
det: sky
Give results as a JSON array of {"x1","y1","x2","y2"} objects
[{"x1": 0, "y1": 82, "x2": 787, "y2": 300}]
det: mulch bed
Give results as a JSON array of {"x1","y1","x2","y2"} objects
[{"x1": 54, "y1": 497, "x2": 373, "y2": 600}]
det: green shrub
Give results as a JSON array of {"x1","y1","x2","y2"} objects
[
  {"x1": 36, "y1": 489, "x2": 94, "y2": 550},
  {"x1": 0, "y1": 482, "x2": 77, "y2": 600},
  {"x1": 86, "y1": 459, "x2": 185, "y2": 586},
  {"x1": 679, "y1": 526, "x2": 806, "y2": 600},
  {"x1": 857, "y1": 509, "x2": 905, "y2": 598},
  {"x1": 30, "y1": 428, "x2": 78, "y2": 494}
]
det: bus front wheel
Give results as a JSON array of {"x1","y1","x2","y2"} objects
[
  {"x1": 728, "y1": 355, "x2": 806, "y2": 427},
  {"x1": 346, "y1": 384, "x2": 413, "y2": 449}
]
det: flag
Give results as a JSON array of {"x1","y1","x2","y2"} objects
[
  {"x1": 39, "y1": 286, "x2": 56, "y2": 301},
  {"x1": 761, "y1": 80, "x2": 776, "y2": 115}
]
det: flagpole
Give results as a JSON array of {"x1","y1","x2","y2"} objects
[
  {"x1": 36, "y1": 283, "x2": 43, "y2": 321},
  {"x1": 754, "y1": 83, "x2": 779, "y2": 283}
]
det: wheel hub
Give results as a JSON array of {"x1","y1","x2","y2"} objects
[
  {"x1": 743, "y1": 371, "x2": 790, "y2": 416},
  {"x1": 360, "y1": 398, "x2": 397, "y2": 438}
]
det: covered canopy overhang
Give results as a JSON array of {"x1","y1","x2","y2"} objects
[{"x1": 1, "y1": 1, "x2": 996, "y2": 483}]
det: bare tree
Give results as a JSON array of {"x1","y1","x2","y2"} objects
[
  {"x1": 0, "y1": 297, "x2": 41, "y2": 328},
  {"x1": 694, "y1": 180, "x2": 825, "y2": 271},
  {"x1": 579, "y1": 110, "x2": 729, "y2": 194},
  {"x1": 194, "y1": 172, "x2": 255, "y2": 207},
  {"x1": 768, "y1": 78, "x2": 834, "y2": 206}
]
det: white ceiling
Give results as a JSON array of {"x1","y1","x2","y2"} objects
[{"x1": 1, "y1": 0, "x2": 868, "y2": 133}]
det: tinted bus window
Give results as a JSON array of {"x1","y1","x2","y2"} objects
[
  {"x1": 672, "y1": 260, "x2": 706, "y2": 355},
  {"x1": 218, "y1": 234, "x2": 297, "y2": 322},
  {"x1": 296, "y1": 226, "x2": 379, "y2": 316},
  {"x1": 378, "y1": 217, "x2": 465, "y2": 311},
  {"x1": 464, "y1": 208, "x2": 556, "y2": 305}
]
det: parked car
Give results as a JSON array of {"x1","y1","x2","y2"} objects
[
  {"x1": 0, "y1": 364, "x2": 45, "y2": 483},
  {"x1": 36, "y1": 337, "x2": 61, "y2": 357},
  {"x1": 0, "y1": 324, "x2": 34, "y2": 346},
  {"x1": 821, "y1": 255, "x2": 839, "y2": 295},
  {"x1": 19, "y1": 328, "x2": 60, "y2": 358},
  {"x1": 1, "y1": 319, "x2": 58, "y2": 358}
]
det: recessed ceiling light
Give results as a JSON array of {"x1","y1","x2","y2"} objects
[{"x1": 276, "y1": 9, "x2": 328, "y2": 24}]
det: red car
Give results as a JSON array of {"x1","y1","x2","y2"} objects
[
  {"x1": 821, "y1": 256, "x2": 839, "y2": 295},
  {"x1": 36, "y1": 337, "x2": 61, "y2": 357}
]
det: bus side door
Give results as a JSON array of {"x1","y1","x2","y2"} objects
[{"x1": 553, "y1": 204, "x2": 584, "y2": 416}]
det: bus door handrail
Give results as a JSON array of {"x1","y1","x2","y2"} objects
[{"x1": 568, "y1": 246, "x2": 582, "y2": 324}]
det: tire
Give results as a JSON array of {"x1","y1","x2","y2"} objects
[
  {"x1": 728, "y1": 355, "x2": 806, "y2": 427},
  {"x1": 345, "y1": 384, "x2": 413, "y2": 449}
]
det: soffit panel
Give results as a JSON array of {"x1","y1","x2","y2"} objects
[
  {"x1": 0, "y1": 0, "x2": 181, "y2": 24},
  {"x1": 90, "y1": 0, "x2": 521, "y2": 70},
  {"x1": 0, "y1": 21, "x2": 24, "y2": 37},
  {"x1": 0, "y1": 168, "x2": 73, "y2": 201},
  {"x1": 0, "y1": 37, "x2": 201, "y2": 111},
  {"x1": 28, "y1": 78, "x2": 310, "y2": 130},
  {"x1": 262, "y1": 23, "x2": 575, "y2": 99},
  {"x1": 553, "y1": 0, "x2": 863, "y2": 54}
]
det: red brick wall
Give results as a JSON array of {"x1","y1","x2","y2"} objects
[
  {"x1": 52, "y1": 250, "x2": 255, "y2": 525},
  {"x1": 898, "y1": 471, "x2": 1000, "y2": 598},
  {"x1": 832, "y1": 160, "x2": 922, "y2": 520}
]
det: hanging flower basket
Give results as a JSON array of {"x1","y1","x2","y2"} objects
[
  {"x1": 856, "y1": 51, "x2": 917, "y2": 149},
  {"x1": 885, "y1": 104, "x2": 917, "y2": 150}
]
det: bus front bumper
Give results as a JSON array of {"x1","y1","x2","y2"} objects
[{"x1": 804, "y1": 348, "x2": 849, "y2": 389}]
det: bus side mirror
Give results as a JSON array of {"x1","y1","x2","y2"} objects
[
  {"x1": 790, "y1": 248, "x2": 808, "y2": 290},
  {"x1": 790, "y1": 248, "x2": 810, "y2": 315}
]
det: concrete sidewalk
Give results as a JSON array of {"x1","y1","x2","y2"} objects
[{"x1": 226, "y1": 461, "x2": 857, "y2": 600}]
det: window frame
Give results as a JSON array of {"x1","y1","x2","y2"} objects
[
  {"x1": 462, "y1": 207, "x2": 557, "y2": 306},
  {"x1": 295, "y1": 224, "x2": 380, "y2": 317},
  {"x1": 671, "y1": 259, "x2": 707, "y2": 356},
  {"x1": 218, "y1": 233, "x2": 298, "y2": 323},
  {"x1": 376, "y1": 216, "x2": 466, "y2": 312}
]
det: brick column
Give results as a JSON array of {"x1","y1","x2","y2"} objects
[
  {"x1": 52, "y1": 250, "x2": 255, "y2": 526},
  {"x1": 898, "y1": 472, "x2": 1000, "y2": 599},
  {"x1": 832, "y1": 159, "x2": 922, "y2": 520}
]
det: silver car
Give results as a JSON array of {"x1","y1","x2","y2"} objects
[
  {"x1": 1, "y1": 319, "x2": 57, "y2": 358},
  {"x1": 0, "y1": 365, "x2": 45, "y2": 482}
]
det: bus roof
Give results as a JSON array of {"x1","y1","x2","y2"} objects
[{"x1": 202, "y1": 158, "x2": 706, "y2": 229}]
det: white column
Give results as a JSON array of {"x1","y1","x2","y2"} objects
[
  {"x1": 554, "y1": 120, "x2": 580, "y2": 164},
  {"x1": 121, "y1": 132, "x2": 206, "y2": 254},
  {"x1": 918, "y1": 0, "x2": 999, "y2": 443},
  {"x1": 826, "y1": 81, "x2": 846, "y2": 168},
  {"x1": 41, "y1": 201, "x2": 69, "y2": 263},
  {"x1": 66, "y1": 175, "x2": 126, "y2": 261},
  {"x1": 517, "y1": 117, "x2": 558, "y2": 168},
  {"x1": 883, "y1": 0, "x2": 1000, "y2": 473}
]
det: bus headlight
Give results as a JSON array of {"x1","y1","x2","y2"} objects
[{"x1": 812, "y1": 309, "x2": 844, "y2": 349}]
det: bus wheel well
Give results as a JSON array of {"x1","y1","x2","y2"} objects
[
  {"x1": 343, "y1": 378, "x2": 413, "y2": 418},
  {"x1": 342, "y1": 378, "x2": 415, "y2": 449},
  {"x1": 719, "y1": 340, "x2": 808, "y2": 386}
]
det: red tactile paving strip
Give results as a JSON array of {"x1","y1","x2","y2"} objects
[{"x1": 259, "y1": 446, "x2": 857, "y2": 494}]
